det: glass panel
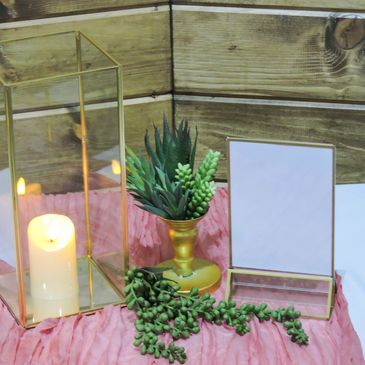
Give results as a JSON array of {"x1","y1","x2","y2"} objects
[
  {"x1": 230, "y1": 271, "x2": 332, "y2": 318},
  {"x1": 0, "y1": 86, "x2": 19, "y2": 319},
  {"x1": 0, "y1": 32, "x2": 77, "y2": 83},
  {"x1": 23, "y1": 258, "x2": 121, "y2": 317},
  {"x1": 11, "y1": 77, "x2": 86, "y2": 324},
  {"x1": 229, "y1": 140, "x2": 334, "y2": 276},
  {"x1": 11, "y1": 76, "x2": 80, "y2": 112},
  {"x1": 80, "y1": 59, "x2": 119, "y2": 106},
  {"x1": 79, "y1": 33, "x2": 116, "y2": 72},
  {"x1": 11, "y1": 73, "x2": 123, "y2": 326},
  {"x1": 82, "y1": 67, "x2": 126, "y2": 296}
]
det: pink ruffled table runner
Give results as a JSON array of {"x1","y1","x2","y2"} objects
[{"x1": 0, "y1": 188, "x2": 364, "y2": 365}]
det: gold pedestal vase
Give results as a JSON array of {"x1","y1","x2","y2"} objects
[{"x1": 158, "y1": 215, "x2": 221, "y2": 294}]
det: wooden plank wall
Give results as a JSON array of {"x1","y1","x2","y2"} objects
[
  {"x1": 0, "y1": 0, "x2": 166, "y2": 21},
  {"x1": 172, "y1": 2, "x2": 365, "y2": 183},
  {"x1": 0, "y1": 3, "x2": 172, "y2": 192},
  {"x1": 0, "y1": 7, "x2": 171, "y2": 99},
  {"x1": 2, "y1": 1, "x2": 365, "y2": 187},
  {"x1": 175, "y1": 96, "x2": 365, "y2": 183}
]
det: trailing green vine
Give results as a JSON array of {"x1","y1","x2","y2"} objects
[{"x1": 124, "y1": 267, "x2": 309, "y2": 364}]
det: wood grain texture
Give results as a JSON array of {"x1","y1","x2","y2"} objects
[
  {"x1": 0, "y1": 7, "x2": 171, "y2": 99},
  {"x1": 175, "y1": 97, "x2": 365, "y2": 183},
  {"x1": 0, "y1": 0, "x2": 167, "y2": 21},
  {"x1": 173, "y1": 8, "x2": 365, "y2": 102},
  {"x1": 172, "y1": 1, "x2": 365, "y2": 11},
  {"x1": 0, "y1": 97, "x2": 172, "y2": 193}
]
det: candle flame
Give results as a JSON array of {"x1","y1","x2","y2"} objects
[
  {"x1": 111, "y1": 159, "x2": 121, "y2": 175},
  {"x1": 17, "y1": 177, "x2": 26, "y2": 195},
  {"x1": 48, "y1": 222, "x2": 60, "y2": 243}
]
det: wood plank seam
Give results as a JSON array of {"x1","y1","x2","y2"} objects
[
  {"x1": 174, "y1": 94, "x2": 365, "y2": 110},
  {"x1": 174, "y1": 92, "x2": 365, "y2": 106},
  {"x1": 172, "y1": 4, "x2": 365, "y2": 17},
  {"x1": 171, "y1": 1, "x2": 365, "y2": 13},
  {"x1": 0, "y1": 94, "x2": 173, "y2": 122}
]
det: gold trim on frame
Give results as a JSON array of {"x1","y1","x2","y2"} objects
[
  {"x1": 225, "y1": 137, "x2": 336, "y2": 320},
  {"x1": 0, "y1": 256, "x2": 127, "y2": 329},
  {"x1": 225, "y1": 268, "x2": 334, "y2": 320}
]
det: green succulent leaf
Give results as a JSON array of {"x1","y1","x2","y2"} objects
[
  {"x1": 154, "y1": 124, "x2": 164, "y2": 163},
  {"x1": 190, "y1": 126, "x2": 198, "y2": 172},
  {"x1": 145, "y1": 130, "x2": 162, "y2": 170},
  {"x1": 186, "y1": 150, "x2": 221, "y2": 219},
  {"x1": 137, "y1": 204, "x2": 170, "y2": 218}
]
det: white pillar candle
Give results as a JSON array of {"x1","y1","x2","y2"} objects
[{"x1": 27, "y1": 214, "x2": 79, "y2": 322}]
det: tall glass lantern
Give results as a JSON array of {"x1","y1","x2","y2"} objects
[{"x1": 0, "y1": 31, "x2": 128, "y2": 327}]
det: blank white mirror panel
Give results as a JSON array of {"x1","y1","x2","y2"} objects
[{"x1": 228, "y1": 139, "x2": 334, "y2": 276}]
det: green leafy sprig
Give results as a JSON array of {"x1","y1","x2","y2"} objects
[
  {"x1": 176, "y1": 150, "x2": 221, "y2": 219},
  {"x1": 124, "y1": 267, "x2": 309, "y2": 364},
  {"x1": 175, "y1": 163, "x2": 194, "y2": 192}
]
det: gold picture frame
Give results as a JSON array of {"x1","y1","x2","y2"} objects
[{"x1": 226, "y1": 137, "x2": 336, "y2": 320}]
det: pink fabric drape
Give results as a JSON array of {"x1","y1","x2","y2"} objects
[{"x1": 0, "y1": 188, "x2": 364, "y2": 365}]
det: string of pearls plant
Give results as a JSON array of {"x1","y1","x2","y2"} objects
[{"x1": 124, "y1": 267, "x2": 309, "y2": 364}]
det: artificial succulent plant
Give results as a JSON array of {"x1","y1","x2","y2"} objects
[{"x1": 126, "y1": 116, "x2": 221, "y2": 220}]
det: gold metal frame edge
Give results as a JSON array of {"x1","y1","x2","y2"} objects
[
  {"x1": 225, "y1": 136, "x2": 336, "y2": 320},
  {"x1": 226, "y1": 268, "x2": 334, "y2": 320},
  {"x1": 226, "y1": 136, "x2": 336, "y2": 149},
  {"x1": 226, "y1": 136, "x2": 336, "y2": 277}
]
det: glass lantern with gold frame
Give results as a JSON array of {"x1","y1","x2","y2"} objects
[
  {"x1": 225, "y1": 137, "x2": 335, "y2": 319},
  {"x1": 0, "y1": 31, "x2": 128, "y2": 328}
]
